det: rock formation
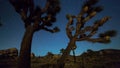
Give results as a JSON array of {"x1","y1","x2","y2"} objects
[{"x1": 0, "y1": 48, "x2": 18, "y2": 58}]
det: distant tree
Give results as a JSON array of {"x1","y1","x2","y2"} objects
[
  {"x1": 0, "y1": 23, "x2": 2, "y2": 27},
  {"x1": 57, "y1": 0, "x2": 117, "y2": 68},
  {"x1": 0, "y1": 17, "x2": 2, "y2": 27},
  {"x1": 87, "y1": 49, "x2": 93, "y2": 53},
  {"x1": 60, "y1": 48, "x2": 65, "y2": 55},
  {"x1": 9, "y1": 0, "x2": 60, "y2": 68},
  {"x1": 0, "y1": 23, "x2": 2, "y2": 26},
  {"x1": 46, "y1": 52, "x2": 54, "y2": 59}
]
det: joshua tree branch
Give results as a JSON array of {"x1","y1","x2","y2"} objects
[
  {"x1": 41, "y1": 1, "x2": 50, "y2": 13},
  {"x1": 86, "y1": 37, "x2": 111, "y2": 43},
  {"x1": 87, "y1": 16, "x2": 111, "y2": 37},
  {"x1": 76, "y1": 16, "x2": 111, "y2": 41},
  {"x1": 66, "y1": 18, "x2": 74, "y2": 39},
  {"x1": 43, "y1": 26, "x2": 60, "y2": 33},
  {"x1": 77, "y1": 26, "x2": 93, "y2": 35},
  {"x1": 75, "y1": 10, "x2": 97, "y2": 36},
  {"x1": 43, "y1": 27, "x2": 54, "y2": 33},
  {"x1": 87, "y1": 37, "x2": 104, "y2": 42}
]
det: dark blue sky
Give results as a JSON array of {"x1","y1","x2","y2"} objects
[{"x1": 0, "y1": 0, "x2": 120, "y2": 56}]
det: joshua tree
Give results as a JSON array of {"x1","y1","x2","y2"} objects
[
  {"x1": 57, "y1": 0, "x2": 116, "y2": 67},
  {"x1": 9, "y1": 0, "x2": 60, "y2": 68}
]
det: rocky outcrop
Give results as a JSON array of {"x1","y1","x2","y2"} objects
[
  {"x1": 80, "y1": 49, "x2": 120, "y2": 68},
  {"x1": 0, "y1": 48, "x2": 18, "y2": 58},
  {"x1": 0, "y1": 48, "x2": 18, "y2": 68},
  {"x1": 99, "y1": 49, "x2": 120, "y2": 55}
]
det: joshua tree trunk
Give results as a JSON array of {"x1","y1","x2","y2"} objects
[
  {"x1": 57, "y1": 37, "x2": 76, "y2": 68},
  {"x1": 18, "y1": 26, "x2": 35, "y2": 68}
]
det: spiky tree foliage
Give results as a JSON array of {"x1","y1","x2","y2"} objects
[
  {"x1": 57, "y1": 0, "x2": 116, "y2": 68},
  {"x1": 9, "y1": 0, "x2": 60, "y2": 68}
]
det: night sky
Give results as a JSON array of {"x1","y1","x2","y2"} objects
[{"x1": 0, "y1": 0, "x2": 120, "y2": 56}]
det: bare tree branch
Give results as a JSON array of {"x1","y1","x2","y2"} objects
[{"x1": 43, "y1": 26, "x2": 60, "y2": 33}]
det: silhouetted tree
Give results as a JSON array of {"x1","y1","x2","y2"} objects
[
  {"x1": 9, "y1": 0, "x2": 60, "y2": 68},
  {"x1": 60, "y1": 48, "x2": 65, "y2": 55},
  {"x1": 0, "y1": 23, "x2": 2, "y2": 26},
  {"x1": 0, "y1": 17, "x2": 2, "y2": 27},
  {"x1": 46, "y1": 52, "x2": 54, "y2": 59},
  {"x1": 57, "y1": 0, "x2": 116, "y2": 68}
]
